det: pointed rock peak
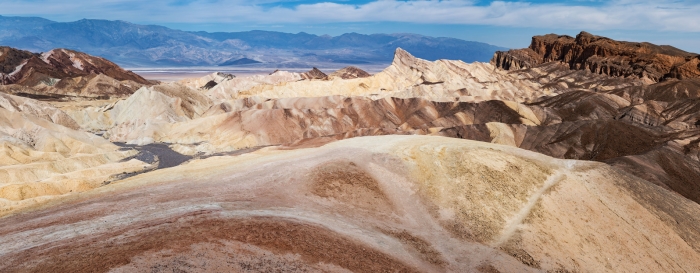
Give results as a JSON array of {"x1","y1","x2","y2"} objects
[
  {"x1": 391, "y1": 47, "x2": 432, "y2": 73},
  {"x1": 392, "y1": 47, "x2": 417, "y2": 66},
  {"x1": 301, "y1": 67, "x2": 327, "y2": 80}
]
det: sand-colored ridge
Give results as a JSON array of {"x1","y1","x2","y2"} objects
[
  {"x1": 231, "y1": 48, "x2": 548, "y2": 102},
  {"x1": 0, "y1": 135, "x2": 698, "y2": 273},
  {"x1": 0, "y1": 104, "x2": 150, "y2": 214}
]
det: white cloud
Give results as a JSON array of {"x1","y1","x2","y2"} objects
[{"x1": 3, "y1": 0, "x2": 700, "y2": 32}]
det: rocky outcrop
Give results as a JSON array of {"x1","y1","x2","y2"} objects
[
  {"x1": 492, "y1": 31, "x2": 700, "y2": 82},
  {"x1": 491, "y1": 48, "x2": 540, "y2": 70},
  {"x1": 327, "y1": 66, "x2": 371, "y2": 79},
  {"x1": 300, "y1": 67, "x2": 328, "y2": 80}
]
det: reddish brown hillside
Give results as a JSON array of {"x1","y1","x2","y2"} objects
[
  {"x1": 492, "y1": 31, "x2": 700, "y2": 82},
  {"x1": 0, "y1": 46, "x2": 149, "y2": 86}
]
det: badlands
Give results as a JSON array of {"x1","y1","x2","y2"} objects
[{"x1": 1, "y1": 31, "x2": 700, "y2": 272}]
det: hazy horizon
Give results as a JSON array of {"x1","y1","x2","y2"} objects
[{"x1": 3, "y1": 0, "x2": 700, "y2": 53}]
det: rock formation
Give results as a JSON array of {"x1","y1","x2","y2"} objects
[
  {"x1": 232, "y1": 48, "x2": 547, "y2": 102},
  {"x1": 300, "y1": 67, "x2": 328, "y2": 80},
  {"x1": 0, "y1": 47, "x2": 149, "y2": 98},
  {"x1": 327, "y1": 66, "x2": 371, "y2": 79},
  {"x1": 1, "y1": 47, "x2": 149, "y2": 85},
  {"x1": 492, "y1": 31, "x2": 700, "y2": 82}
]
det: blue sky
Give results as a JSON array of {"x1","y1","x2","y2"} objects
[{"x1": 3, "y1": 0, "x2": 700, "y2": 52}]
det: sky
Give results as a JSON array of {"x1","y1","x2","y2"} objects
[{"x1": 3, "y1": 0, "x2": 700, "y2": 52}]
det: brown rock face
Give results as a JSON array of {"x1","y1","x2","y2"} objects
[
  {"x1": 327, "y1": 66, "x2": 371, "y2": 79},
  {"x1": 300, "y1": 67, "x2": 328, "y2": 80},
  {"x1": 0, "y1": 47, "x2": 149, "y2": 86},
  {"x1": 492, "y1": 31, "x2": 700, "y2": 82}
]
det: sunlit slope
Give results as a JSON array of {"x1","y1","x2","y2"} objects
[{"x1": 1, "y1": 135, "x2": 698, "y2": 272}]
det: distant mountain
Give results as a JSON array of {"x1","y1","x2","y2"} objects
[
  {"x1": 219, "y1": 57, "x2": 261, "y2": 66},
  {"x1": 0, "y1": 15, "x2": 507, "y2": 67}
]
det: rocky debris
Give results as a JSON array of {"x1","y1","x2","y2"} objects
[
  {"x1": 492, "y1": 31, "x2": 700, "y2": 82},
  {"x1": 327, "y1": 66, "x2": 371, "y2": 79},
  {"x1": 300, "y1": 67, "x2": 328, "y2": 80}
]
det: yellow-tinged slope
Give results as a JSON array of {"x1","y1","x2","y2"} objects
[{"x1": 1, "y1": 135, "x2": 698, "y2": 272}]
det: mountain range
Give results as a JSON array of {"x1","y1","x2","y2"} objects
[{"x1": 0, "y1": 15, "x2": 506, "y2": 67}]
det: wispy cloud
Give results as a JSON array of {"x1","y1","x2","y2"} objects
[{"x1": 3, "y1": 0, "x2": 700, "y2": 32}]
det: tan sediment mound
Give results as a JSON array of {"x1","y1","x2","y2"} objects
[
  {"x1": 227, "y1": 48, "x2": 547, "y2": 102},
  {"x1": 0, "y1": 105, "x2": 149, "y2": 214},
  {"x1": 103, "y1": 85, "x2": 214, "y2": 144},
  {"x1": 178, "y1": 70, "x2": 302, "y2": 101},
  {"x1": 56, "y1": 85, "x2": 211, "y2": 142},
  {"x1": 116, "y1": 97, "x2": 544, "y2": 154},
  {"x1": 493, "y1": 31, "x2": 700, "y2": 82},
  {"x1": 0, "y1": 92, "x2": 80, "y2": 129},
  {"x1": 1, "y1": 136, "x2": 698, "y2": 272},
  {"x1": 438, "y1": 118, "x2": 700, "y2": 205}
]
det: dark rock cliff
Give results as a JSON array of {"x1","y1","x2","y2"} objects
[{"x1": 492, "y1": 31, "x2": 700, "y2": 82}]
